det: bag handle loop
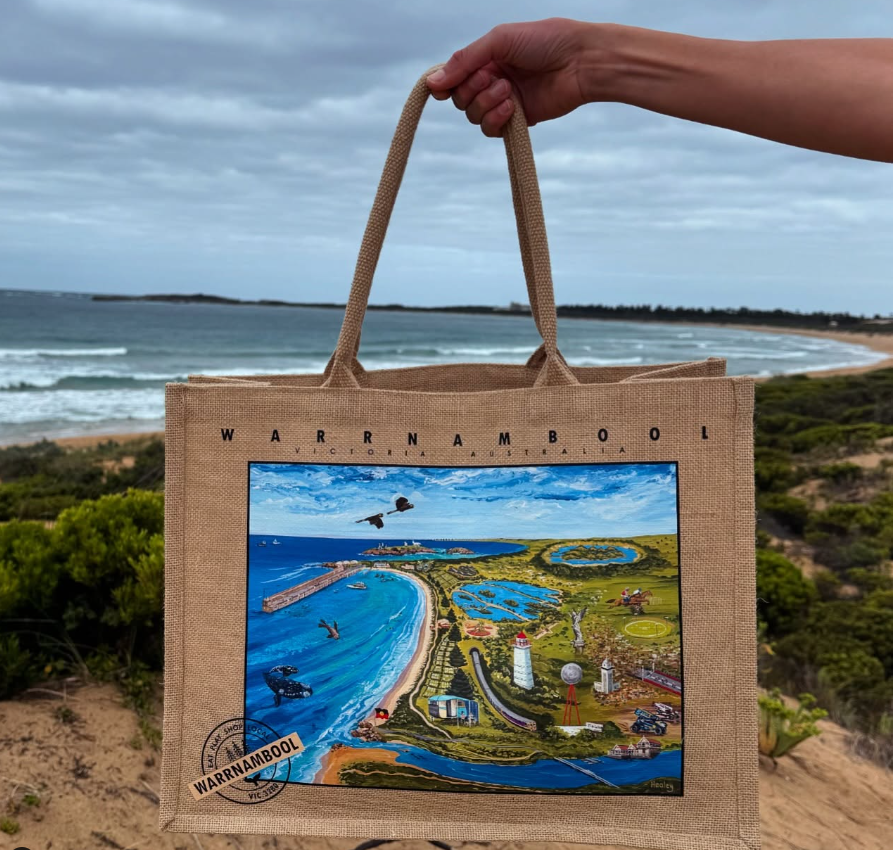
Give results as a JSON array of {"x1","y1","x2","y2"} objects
[{"x1": 323, "y1": 65, "x2": 577, "y2": 389}]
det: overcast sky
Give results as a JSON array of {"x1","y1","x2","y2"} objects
[
  {"x1": 249, "y1": 462, "x2": 678, "y2": 539},
  {"x1": 1, "y1": 1, "x2": 892, "y2": 313}
]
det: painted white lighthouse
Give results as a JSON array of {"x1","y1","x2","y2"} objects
[
  {"x1": 513, "y1": 631, "x2": 534, "y2": 690},
  {"x1": 593, "y1": 657, "x2": 621, "y2": 694}
]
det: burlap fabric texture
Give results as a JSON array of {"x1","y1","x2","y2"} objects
[{"x1": 162, "y1": 66, "x2": 759, "y2": 849}]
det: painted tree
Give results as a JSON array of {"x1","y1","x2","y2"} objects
[{"x1": 449, "y1": 668, "x2": 475, "y2": 699}]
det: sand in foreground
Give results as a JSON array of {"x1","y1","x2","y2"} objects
[{"x1": 2, "y1": 682, "x2": 892, "y2": 849}]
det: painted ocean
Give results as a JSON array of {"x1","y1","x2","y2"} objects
[{"x1": 244, "y1": 535, "x2": 521, "y2": 783}]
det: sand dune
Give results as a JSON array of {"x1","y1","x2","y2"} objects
[{"x1": 2, "y1": 682, "x2": 891, "y2": 850}]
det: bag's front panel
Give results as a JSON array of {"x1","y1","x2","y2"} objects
[{"x1": 162, "y1": 378, "x2": 757, "y2": 849}]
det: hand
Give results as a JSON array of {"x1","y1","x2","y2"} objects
[{"x1": 426, "y1": 18, "x2": 596, "y2": 136}]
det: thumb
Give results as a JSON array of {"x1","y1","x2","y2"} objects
[{"x1": 427, "y1": 26, "x2": 511, "y2": 90}]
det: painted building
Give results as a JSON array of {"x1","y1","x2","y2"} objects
[
  {"x1": 593, "y1": 657, "x2": 621, "y2": 694},
  {"x1": 513, "y1": 631, "x2": 534, "y2": 689},
  {"x1": 632, "y1": 736, "x2": 663, "y2": 759},
  {"x1": 608, "y1": 738, "x2": 663, "y2": 760},
  {"x1": 427, "y1": 695, "x2": 479, "y2": 724},
  {"x1": 607, "y1": 744, "x2": 631, "y2": 759}
]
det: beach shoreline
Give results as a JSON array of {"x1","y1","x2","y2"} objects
[
  {"x1": 370, "y1": 571, "x2": 434, "y2": 719},
  {"x1": 316, "y1": 745, "x2": 400, "y2": 785},
  {"x1": 683, "y1": 322, "x2": 893, "y2": 378},
  {"x1": 312, "y1": 569, "x2": 434, "y2": 785},
  {"x1": 5, "y1": 324, "x2": 891, "y2": 449}
]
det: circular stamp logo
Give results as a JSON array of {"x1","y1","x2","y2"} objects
[{"x1": 200, "y1": 717, "x2": 292, "y2": 805}]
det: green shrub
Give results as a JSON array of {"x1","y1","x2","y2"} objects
[
  {"x1": 0, "y1": 489, "x2": 165, "y2": 698},
  {"x1": 0, "y1": 634, "x2": 38, "y2": 699},
  {"x1": 813, "y1": 569, "x2": 842, "y2": 601},
  {"x1": 758, "y1": 493, "x2": 811, "y2": 535},
  {"x1": 756, "y1": 550, "x2": 817, "y2": 637},
  {"x1": 846, "y1": 568, "x2": 893, "y2": 594},
  {"x1": 0, "y1": 520, "x2": 59, "y2": 615},
  {"x1": 818, "y1": 462, "x2": 863, "y2": 485},
  {"x1": 758, "y1": 689, "x2": 826, "y2": 758}
]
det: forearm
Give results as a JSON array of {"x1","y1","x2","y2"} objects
[{"x1": 583, "y1": 23, "x2": 893, "y2": 162}]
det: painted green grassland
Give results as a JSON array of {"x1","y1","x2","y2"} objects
[
  {"x1": 378, "y1": 534, "x2": 682, "y2": 763},
  {"x1": 338, "y1": 756, "x2": 682, "y2": 795}
]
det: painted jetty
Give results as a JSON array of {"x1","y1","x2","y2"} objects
[{"x1": 262, "y1": 564, "x2": 361, "y2": 612}]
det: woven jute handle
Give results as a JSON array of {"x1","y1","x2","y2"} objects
[{"x1": 323, "y1": 65, "x2": 577, "y2": 389}]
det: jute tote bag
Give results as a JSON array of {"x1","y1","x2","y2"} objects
[{"x1": 162, "y1": 67, "x2": 759, "y2": 849}]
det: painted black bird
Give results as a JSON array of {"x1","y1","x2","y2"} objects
[
  {"x1": 387, "y1": 496, "x2": 414, "y2": 515},
  {"x1": 356, "y1": 513, "x2": 384, "y2": 529}
]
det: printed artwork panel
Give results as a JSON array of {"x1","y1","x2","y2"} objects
[{"x1": 244, "y1": 462, "x2": 683, "y2": 795}]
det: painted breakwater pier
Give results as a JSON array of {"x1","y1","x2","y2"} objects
[{"x1": 262, "y1": 563, "x2": 361, "y2": 612}]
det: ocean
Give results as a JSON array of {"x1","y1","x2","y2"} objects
[
  {"x1": 244, "y1": 535, "x2": 520, "y2": 784},
  {"x1": 1, "y1": 289, "x2": 886, "y2": 444}
]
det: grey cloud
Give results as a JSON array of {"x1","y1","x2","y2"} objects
[{"x1": 0, "y1": 0, "x2": 891, "y2": 312}]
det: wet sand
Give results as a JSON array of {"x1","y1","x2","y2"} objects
[
  {"x1": 683, "y1": 323, "x2": 893, "y2": 378},
  {"x1": 370, "y1": 572, "x2": 434, "y2": 719}
]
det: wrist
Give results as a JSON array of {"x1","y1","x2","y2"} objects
[
  {"x1": 576, "y1": 22, "x2": 697, "y2": 107},
  {"x1": 575, "y1": 22, "x2": 632, "y2": 105}
]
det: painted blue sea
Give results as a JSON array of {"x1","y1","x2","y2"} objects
[
  {"x1": 244, "y1": 535, "x2": 521, "y2": 783},
  {"x1": 361, "y1": 742, "x2": 682, "y2": 790}
]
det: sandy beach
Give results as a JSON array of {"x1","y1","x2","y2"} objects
[
  {"x1": 316, "y1": 744, "x2": 401, "y2": 785},
  {"x1": 699, "y1": 323, "x2": 893, "y2": 377},
  {"x1": 370, "y1": 571, "x2": 435, "y2": 719}
]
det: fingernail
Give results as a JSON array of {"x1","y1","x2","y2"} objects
[
  {"x1": 500, "y1": 99, "x2": 514, "y2": 115},
  {"x1": 492, "y1": 78, "x2": 509, "y2": 96},
  {"x1": 427, "y1": 70, "x2": 445, "y2": 85}
]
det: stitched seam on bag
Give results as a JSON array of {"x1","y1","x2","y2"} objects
[
  {"x1": 163, "y1": 815, "x2": 754, "y2": 848},
  {"x1": 733, "y1": 378, "x2": 759, "y2": 849},
  {"x1": 162, "y1": 384, "x2": 187, "y2": 830}
]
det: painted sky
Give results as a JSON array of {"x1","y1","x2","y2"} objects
[
  {"x1": 1, "y1": 1, "x2": 891, "y2": 313},
  {"x1": 249, "y1": 462, "x2": 678, "y2": 539}
]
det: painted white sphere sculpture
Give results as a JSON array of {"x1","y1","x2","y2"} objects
[{"x1": 560, "y1": 662, "x2": 583, "y2": 685}]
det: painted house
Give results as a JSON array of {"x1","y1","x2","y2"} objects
[
  {"x1": 427, "y1": 695, "x2": 479, "y2": 724},
  {"x1": 607, "y1": 744, "x2": 631, "y2": 759},
  {"x1": 632, "y1": 736, "x2": 663, "y2": 759},
  {"x1": 608, "y1": 737, "x2": 663, "y2": 760}
]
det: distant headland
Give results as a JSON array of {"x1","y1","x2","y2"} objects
[{"x1": 91, "y1": 293, "x2": 893, "y2": 334}]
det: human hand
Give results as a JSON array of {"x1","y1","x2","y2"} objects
[{"x1": 426, "y1": 18, "x2": 598, "y2": 136}]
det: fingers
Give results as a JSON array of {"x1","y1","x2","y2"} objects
[
  {"x1": 460, "y1": 76, "x2": 511, "y2": 124},
  {"x1": 448, "y1": 68, "x2": 496, "y2": 109},
  {"x1": 427, "y1": 26, "x2": 508, "y2": 92},
  {"x1": 481, "y1": 98, "x2": 514, "y2": 137},
  {"x1": 426, "y1": 25, "x2": 516, "y2": 136}
]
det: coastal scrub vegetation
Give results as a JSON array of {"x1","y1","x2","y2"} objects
[
  {"x1": 755, "y1": 369, "x2": 893, "y2": 765},
  {"x1": 2, "y1": 370, "x2": 893, "y2": 764}
]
